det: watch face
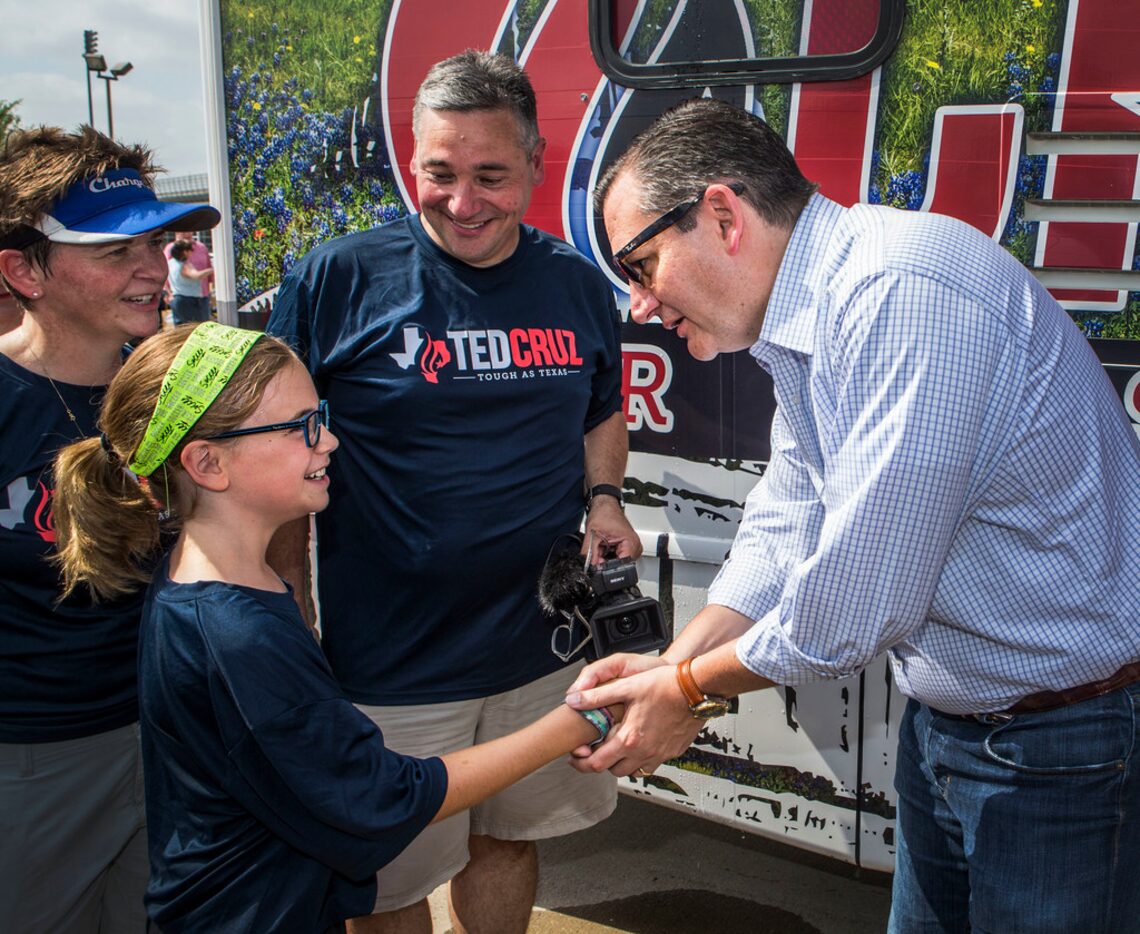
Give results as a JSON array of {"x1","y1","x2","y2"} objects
[{"x1": 691, "y1": 698, "x2": 730, "y2": 720}]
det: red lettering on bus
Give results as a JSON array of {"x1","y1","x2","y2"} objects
[{"x1": 622, "y1": 345, "x2": 674, "y2": 432}]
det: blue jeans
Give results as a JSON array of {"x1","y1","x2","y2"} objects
[
  {"x1": 170, "y1": 294, "x2": 211, "y2": 324},
  {"x1": 889, "y1": 684, "x2": 1140, "y2": 934}
]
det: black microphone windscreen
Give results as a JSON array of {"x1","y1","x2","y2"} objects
[{"x1": 538, "y1": 543, "x2": 591, "y2": 615}]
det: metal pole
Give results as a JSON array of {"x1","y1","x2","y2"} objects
[
  {"x1": 82, "y1": 29, "x2": 98, "y2": 127},
  {"x1": 199, "y1": 0, "x2": 237, "y2": 325},
  {"x1": 103, "y1": 77, "x2": 114, "y2": 138}
]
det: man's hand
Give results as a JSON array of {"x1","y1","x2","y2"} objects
[
  {"x1": 583, "y1": 498, "x2": 642, "y2": 562},
  {"x1": 569, "y1": 651, "x2": 666, "y2": 694},
  {"x1": 564, "y1": 653, "x2": 700, "y2": 776}
]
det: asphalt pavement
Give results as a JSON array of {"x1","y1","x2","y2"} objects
[{"x1": 428, "y1": 790, "x2": 893, "y2": 933}]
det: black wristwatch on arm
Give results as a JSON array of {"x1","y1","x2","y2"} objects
[{"x1": 586, "y1": 483, "x2": 624, "y2": 512}]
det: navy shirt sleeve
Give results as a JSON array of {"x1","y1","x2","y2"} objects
[{"x1": 209, "y1": 613, "x2": 448, "y2": 878}]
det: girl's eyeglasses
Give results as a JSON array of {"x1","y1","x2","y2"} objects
[{"x1": 208, "y1": 400, "x2": 329, "y2": 449}]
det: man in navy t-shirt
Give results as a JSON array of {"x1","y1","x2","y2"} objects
[{"x1": 267, "y1": 50, "x2": 638, "y2": 934}]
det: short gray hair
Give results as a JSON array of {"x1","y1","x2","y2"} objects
[
  {"x1": 413, "y1": 49, "x2": 540, "y2": 154},
  {"x1": 595, "y1": 98, "x2": 817, "y2": 233}
]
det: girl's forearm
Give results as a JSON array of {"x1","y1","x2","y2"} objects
[{"x1": 433, "y1": 703, "x2": 621, "y2": 823}]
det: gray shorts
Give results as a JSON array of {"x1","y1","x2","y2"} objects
[
  {"x1": 357, "y1": 662, "x2": 617, "y2": 912},
  {"x1": 0, "y1": 722, "x2": 148, "y2": 933}
]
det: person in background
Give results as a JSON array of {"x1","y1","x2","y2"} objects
[
  {"x1": 267, "y1": 50, "x2": 638, "y2": 934},
  {"x1": 52, "y1": 322, "x2": 623, "y2": 934},
  {"x1": 0, "y1": 124, "x2": 220, "y2": 933},
  {"x1": 566, "y1": 97, "x2": 1140, "y2": 934},
  {"x1": 167, "y1": 238, "x2": 213, "y2": 324},
  {"x1": 163, "y1": 226, "x2": 211, "y2": 305}
]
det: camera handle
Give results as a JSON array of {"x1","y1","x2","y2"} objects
[{"x1": 550, "y1": 606, "x2": 595, "y2": 662}]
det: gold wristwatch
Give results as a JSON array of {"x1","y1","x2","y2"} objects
[{"x1": 676, "y1": 657, "x2": 731, "y2": 720}]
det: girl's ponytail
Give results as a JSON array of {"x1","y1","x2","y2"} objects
[{"x1": 53, "y1": 435, "x2": 162, "y2": 601}]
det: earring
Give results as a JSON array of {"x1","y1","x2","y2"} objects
[{"x1": 29, "y1": 291, "x2": 41, "y2": 299}]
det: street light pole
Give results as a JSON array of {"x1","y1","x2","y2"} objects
[
  {"x1": 99, "y1": 74, "x2": 115, "y2": 139},
  {"x1": 94, "y1": 61, "x2": 132, "y2": 139},
  {"x1": 101, "y1": 62, "x2": 133, "y2": 138},
  {"x1": 81, "y1": 32, "x2": 132, "y2": 137},
  {"x1": 86, "y1": 69, "x2": 94, "y2": 127},
  {"x1": 82, "y1": 29, "x2": 103, "y2": 127}
]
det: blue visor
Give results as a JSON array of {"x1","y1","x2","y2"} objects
[{"x1": 34, "y1": 168, "x2": 221, "y2": 244}]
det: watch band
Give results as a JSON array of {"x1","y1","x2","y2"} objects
[
  {"x1": 676, "y1": 657, "x2": 731, "y2": 720},
  {"x1": 676, "y1": 657, "x2": 707, "y2": 707},
  {"x1": 586, "y1": 483, "x2": 624, "y2": 512}
]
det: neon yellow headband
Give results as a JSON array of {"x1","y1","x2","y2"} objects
[{"x1": 129, "y1": 322, "x2": 264, "y2": 477}]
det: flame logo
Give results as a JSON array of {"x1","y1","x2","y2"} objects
[
  {"x1": 419, "y1": 336, "x2": 451, "y2": 384},
  {"x1": 34, "y1": 481, "x2": 55, "y2": 543}
]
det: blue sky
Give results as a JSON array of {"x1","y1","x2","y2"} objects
[{"x1": 1, "y1": 0, "x2": 208, "y2": 178}]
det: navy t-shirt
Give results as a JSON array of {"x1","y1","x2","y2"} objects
[
  {"x1": 0, "y1": 353, "x2": 143, "y2": 742},
  {"x1": 269, "y1": 217, "x2": 623, "y2": 704},
  {"x1": 140, "y1": 566, "x2": 447, "y2": 933}
]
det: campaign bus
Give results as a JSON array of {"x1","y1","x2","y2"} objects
[{"x1": 199, "y1": 0, "x2": 1140, "y2": 872}]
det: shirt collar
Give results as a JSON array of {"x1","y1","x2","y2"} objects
[{"x1": 751, "y1": 193, "x2": 845, "y2": 362}]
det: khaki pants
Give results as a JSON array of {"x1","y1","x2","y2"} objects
[{"x1": 0, "y1": 723, "x2": 149, "y2": 933}]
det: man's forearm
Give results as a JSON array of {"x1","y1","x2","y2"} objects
[
  {"x1": 690, "y1": 639, "x2": 776, "y2": 700},
  {"x1": 661, "y1": 603, "x2": 758, "y2": 665},
  {"x1": 583, "y1": 410, "x2": 629, "y2": 488},
  {"x1": 582, "y1": 409, "x2": 642, "y2": 559}
]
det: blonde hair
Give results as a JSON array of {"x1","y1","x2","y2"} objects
[{"x1": 53, "y1": 325, "x2": 299, "y2": 601}]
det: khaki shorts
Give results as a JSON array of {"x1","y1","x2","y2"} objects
[{"x1": 357, "y1": 661, "x2": 617, "y2": 913}]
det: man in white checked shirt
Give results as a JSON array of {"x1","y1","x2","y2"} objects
[{"x1": 566, "y1": 98, "x2": 1140, "y2": 934}]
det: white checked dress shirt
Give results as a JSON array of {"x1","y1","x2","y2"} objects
[{"x1": 709, "y1": 194, "x2": 1140, "y2": 713}]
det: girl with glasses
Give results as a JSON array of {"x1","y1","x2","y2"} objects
[{"x1": 51, "y1": 322, "x2": 619, "y2": 934}]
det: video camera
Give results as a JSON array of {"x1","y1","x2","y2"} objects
[{"x1": 537, "y1": 532, "x2": 669, "y2": 662}]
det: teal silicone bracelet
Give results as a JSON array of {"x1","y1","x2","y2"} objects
[{"x1": 577, "y1": 707, "x2": 610, "y2": 746}]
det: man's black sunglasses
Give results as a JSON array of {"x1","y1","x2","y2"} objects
[
  {"x1": 208, "y1": 400, "x2": 330, "y2": 448},
  {"x1": 612, "y1": 182, "x2": 746, "y2": 285}
]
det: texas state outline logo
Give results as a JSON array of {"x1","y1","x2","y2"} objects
[
  {"x1": 389, "y1": 324, "x2": 452, "y2": 384},
  {"x1": 0, "y1": 475, "x2": 56, "y2": 543}
]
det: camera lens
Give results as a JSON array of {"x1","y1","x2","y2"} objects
[{"x1": 615, "y1": 616, "x2": 638, "y2": 635}]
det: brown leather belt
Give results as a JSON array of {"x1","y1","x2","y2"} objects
[
  {"x1": 941, "y1": 660, "x2": 1140, "y2": 723},
  {"x1": 1005, "y1": 659, "x2": 1140, "y2": 714}
]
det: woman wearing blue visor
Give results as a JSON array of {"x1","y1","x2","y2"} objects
[{"x1": 0, "y1": 125, "x2": 221, "y2": 934}]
